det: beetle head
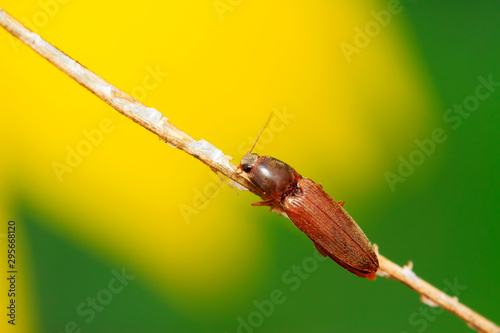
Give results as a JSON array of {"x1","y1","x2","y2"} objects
[{"x1": 240, "y1": 153, "x2": 260, "y2": 173}]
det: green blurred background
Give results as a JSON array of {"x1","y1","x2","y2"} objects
[{"x1": 1, "y1": 1, "x2": 498, "y2": 332}]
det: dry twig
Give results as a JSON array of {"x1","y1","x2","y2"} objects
[
  {"x1": 1, "y1": 7, "x2": 498, "y2": 333},
  {"x1": 376, "y1": 251, "x2": 499, "y2": 333}
]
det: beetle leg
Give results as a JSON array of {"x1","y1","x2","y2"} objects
[
  {"x1": 251, "y1": 199, "x2": 275, "y2": 207},
  {"x1": 338, "y1": 201, "x2": 345, "y2": 207}
]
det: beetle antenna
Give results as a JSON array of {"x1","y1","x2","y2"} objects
[
  {"x1": 247, "y1": 111, "x2": 273, "y2": 155},
  {"x1": 193, "y1": 167, "x2": 240, "y2": 211}
]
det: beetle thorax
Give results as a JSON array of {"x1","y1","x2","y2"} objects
[{"x1": 241, "y1": 154, "x2": 301, "y2": 202}]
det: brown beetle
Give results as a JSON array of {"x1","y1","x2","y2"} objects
[{"x1": 239, "y1": 153, "x2": 379, "y2": 279}]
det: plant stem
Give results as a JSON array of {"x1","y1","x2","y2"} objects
[
  {"x1": 1, "y1": 7, "x2": 498, "y2": 333},
  {"x1": 377, "y1": 252, "x2": 499, "y2": 333}
]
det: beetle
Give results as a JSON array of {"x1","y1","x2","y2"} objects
[{"x1": 239, "y1": 153, "x2": 379, "y2": 279}]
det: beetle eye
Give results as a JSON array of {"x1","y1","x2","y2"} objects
[{"x1": 242, "y1": 164, "x2": 251, "y2": 172}]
